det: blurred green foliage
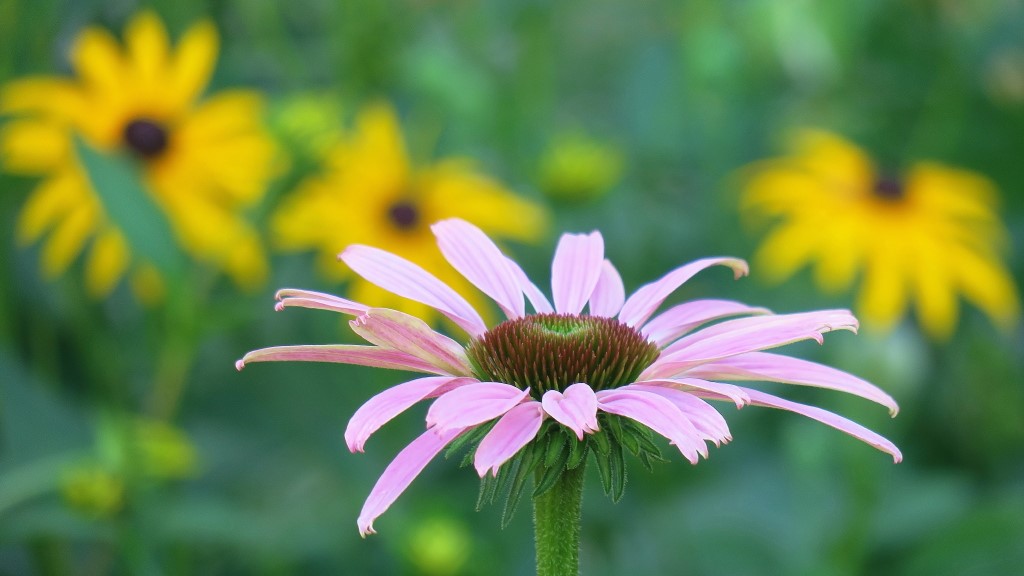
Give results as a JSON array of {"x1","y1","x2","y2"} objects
[{"x1": 2, "y1": 0, "x2": 1023, "y2": 574}]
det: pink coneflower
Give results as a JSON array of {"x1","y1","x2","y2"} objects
[{"x1": 236, "y1": 218, "x2": 900, "y2": 556}]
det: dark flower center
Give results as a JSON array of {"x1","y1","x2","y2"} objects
[
  {"x1": 466, "y1": 314, "x2": 660, "y2": 395},
  {"x1": 387, "y1": 201, "x2": 419, "y2": 230},
  {"x1": 872, "y1": 176, "x2": 904, "y2": 201},
  {"x1": 123, "y1": 119, "x2": 169, "y2": 158}
]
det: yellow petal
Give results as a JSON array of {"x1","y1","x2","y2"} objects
[
  {"x1": 41, "y1": 203, "x2": 98, "y2": 277},
  {"x1": 0, "y1": 119, "x2": 70, "y2": 174},
  {"x1": 911, "y1": 242, "x2": 959, "y2": 340},
  {"x1": 788, "y1": 129, "x2": 876, "y2": 194},
  {"x1": 421, "y1": 160, "x2": 549, "y2": 243},
  {"x1": 346, "y1": 102, "x2": 410, "y2": 183},
  {"x1": 124, "y1": 11, "x2": 170, "y2": 96},
  {"x1": 856, "y1": 248, "x2": 908, "y2": 334},
  {"x1": 952, "y1": 245, "x2": 1021, "y2": 330},
  {"x1": 167, "y1": 20, "x2": 218, "y2": 112},
  {"x1": 751, "y1": 221, "x2": 818, "y2": 284},
  {"x1": 175, "y1": 90, "x2": 264, "y2": 140},
  {"x1": 17, "y1": 171, "x2": 86, "y2": 244},
  {"x1": 85, "y1": 228, "x2": 130, "y2": 296},
  {"x1": 0, "y1": 77, "x2": 87, "y2": 119},
  {"x1": 71, "y1": 27, "x2": 127, "y2": 101}
]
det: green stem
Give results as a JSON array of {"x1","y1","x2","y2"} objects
[{"x1": 533, "y1": 464, "x2": 585, "y2": 576}]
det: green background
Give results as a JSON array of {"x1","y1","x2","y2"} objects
[{"x1": 2, "y1": 1, "x2": 1023, "y2": 574}]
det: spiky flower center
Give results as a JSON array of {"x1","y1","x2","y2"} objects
[{"x1": 466, "y1": 314, "x2": 660, "y2": 395}]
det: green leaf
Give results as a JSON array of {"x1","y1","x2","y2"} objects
[
  {"x1": 533, "y1": 443, "x2": 570, "y2": 498},
  {"x1": 542, "y1": 429, "x2": 568, "y2": 468},
  {"x1": 74, "y1": 136, "x2": 185, "y2": 278},
  {"x1": 566, "y1": 437, "x2": 588, "y2": 470},
  {"x1": 501, "y1": 444, "x2": 538, "y2": 528},
  {"x1": 609, "y1": 439, "x2": 626, "y2": 503}
]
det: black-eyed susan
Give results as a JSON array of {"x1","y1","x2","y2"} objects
[
  {"x1": 0, "y1": 11, "x2": 279, "y2": 298},
  {"x1": 741, "y1": 129, "x2": 1020, "y2": 340},
  {"x1": 272, "y1": 102, "x2": 549, "y2": 322}
]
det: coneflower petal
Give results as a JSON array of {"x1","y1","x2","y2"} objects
[
  {"x1": 474, "y1": 401, "x2": 545, "y2": 477},
  {"x1": 235, "y1": 344, "x2": 447, "y2": 374},
  {"x1": 696, "y1": 387, "x2": 903, "y2": 463},
  {"x1": 274, "y1": 288, "x2": 369, "y2": 316},
  {"x1": 358, "y1": 426, "x2": 467, "y2": 537},
  {"x1": 346, "y1": 376, "x2": 476, "y2": 452},
  {"x1": 541, "y1": 383, "x2": 600, "y2": 440},
  {"x1": 619, "y1": 384, "x2": 732, "y2": 445},
  {"x1": 425, "y1": 382, "x2": 530, "y2": 433},
  {"x1": 432, "y1": 218, "x2": 525, "y2": 319},
  {"x1": 618, "y1": 257, "x2": 748, "y2": 328},
  {"x1": 684, "y1": 352, "x2": 899, "y2": 416},
  {"x1": 589, "y1": 260, "x2": 626, "y2": 318},
  {"x1": 350, "y1": 308, "x2": 474, "y2": 376},
  {"x1": 551, "y1": 231, "x2": 604, "y2": 314},
  {"x1": 597, "y1": 389, "x2": 707, "y2": 463},
  {"x1": 641, "y1": 299, "x2": 771, "y2": 347},
  {"x1": 341, "y1": 245, "x2": 487, "y2": 337}
]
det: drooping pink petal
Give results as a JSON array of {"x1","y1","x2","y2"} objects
[
  {"x1": 647, "y1": 310, "x2": 859, "y2": 377},
  {"x1": 506, "y1": 257, "x2": 554, "y2": 314},
  {"x1": 346, "y1": 376, "x2": 477, "y2": 452},
  {"x1": 632, "y1": 378, "x2": 750, "y2": 408},
  {"x1": 641, "y1": 299, "x2": 771, "y2": 347},
  {"x1": 541, "y1": 383, "x2": 600, "y2": 440},
  {"x1": 617, "y1": 258, "x2": 749, "y2": 328},
  {"x1": 340, "y1": 245, "x2": 487, "y2": 337},
  {"x1": 696, "y1": 387, "x2": 903, "y2": 462},
  {"x1": 273, "y1": 288, "x2": 370, "y2": 316},
  {"x1": 620, "y1": 384, "x2": 732, "y2": 445},
  {"x1": 350, "y1": 308, "x2": 474, "y2": 376},
  {"x1": 685, "y1": 352, "x2": 899, "y2": 416},
  {"x1": 235, "y1": 345, "x2": 447, "y2": 374},
  {"x1": 425, "y1": 382, "x2": 531, "y2": 433},
  {"x1": 589, "y1": 260, "x2": 626, "y2": 318},
  {"x1": 358, "y1": 426, "x2": 467, "y2": 536},
  {"x1": 596, "y1": 389, "x2": 707, "y2": 463},
  {"x1": 474, "y1": 401, "x2": 545, "y2": 477},
  {"x1": 550, "y1": 231, "x2": 605, "y2": 314},
  {"x1": 432, "y1": 219, "x2": 524, "y2": 319}
]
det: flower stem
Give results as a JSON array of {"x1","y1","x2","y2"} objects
[{"x1": 533, "y1": 463, "x2": 585, "y2": 576}]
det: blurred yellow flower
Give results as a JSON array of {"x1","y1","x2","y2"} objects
[
  {"x1": 538, "y1": 132, "x2": 624, "y2": 202},
  {"x1": 741, "y1": 129, "x2": 1020, "y2": 340},
  {"x1": 60, "y1": 464, "x2": 125, "y2": 517},
  {"x1": 273, "y1": 102, "x2": 549, "y2": 322},
  {"x1": 0, "y1": 11, "x2": 279, "y2": 298}
]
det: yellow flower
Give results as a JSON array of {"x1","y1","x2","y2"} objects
[
  {"x1": 0, "y1": 11, "x2": 280, "y2": 298},
  {"x1": 273, "y1": 102, "x2": 549, "y2": 322},
  {"x1": 741, "y1": 129, "x2": 1020, "y2": 340}
]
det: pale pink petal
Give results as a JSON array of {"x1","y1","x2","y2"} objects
[
  {"x1": 684, "y1": 352, "x2": 899, "y2": 416},
  {"x1": 235, "y1": 345, "x2": 446, "y2": 374},
  {"x1": 588, "y1": 260, "x2": 626, "y2": 318},
  {"x1": 694, "y1": 387, "x2": 903, "y2": 463},
  {"x1": 551, "y1": 231, "x2": 605, "y2": 314},
  {"x1": 596, "y1": 389, "x2": 707, "y2": 463},
  {"x1": 474, "y1": 401, "x2": 545, "y2": 477},
  {"x1": 340, "y1": 245, "x2": 487, "y2": 337},
  {"x1": 641, "y1": 299, "x2": 771, "y2": 347},
  {"x1": 274, "y1": 288, "x2": 369, "y2": 316},
  {"x1": 425, "y1": 382, "x2": 531, "y2": 433},
  {"x1": 541, "y1": 383, "x2": 600, "y2": 440},
  {"x1": 346, "y1": 376, "x2": 477, "y2": 452},
  {"x1": 357, "y1": 426, "x2": 467, "y2": 536},
  {"x1": 620, "y1": 384, "x2": 731, "y2": 445},
  {"x1": 618, "y1": 258, "x2": 749, "y2": 327},
  {"x1": 647, "y1": 310, "x2": 859, "y2": 377},
  {"x1": 432, "y1": 219, "x2": 524, "y2": 319},
  {"x1": 350, "y1": 308, "x2": 474, "y2": 376},
  {"x1": 632, "y1": 378, "x2": 750, "y2": 408},
  {"x1": 506, "y1": 257, "x2": 554, "y2": 313}
]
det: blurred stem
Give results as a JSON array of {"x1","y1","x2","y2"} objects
[
  {"x1": 0, "y1": 453, "x2": 79, "y2": 516},
  {"x1": 533, "y1": 464, "x2": 585, "y2": 576}
]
